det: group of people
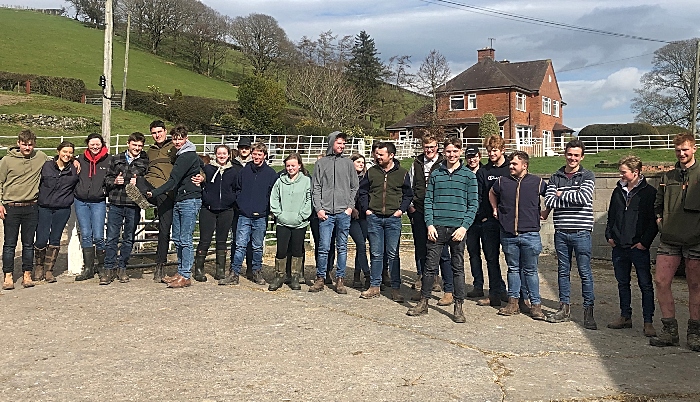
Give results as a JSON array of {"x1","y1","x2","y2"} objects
[{"x1": 0, "y1": 123, "x2": 698, "y2": 352}]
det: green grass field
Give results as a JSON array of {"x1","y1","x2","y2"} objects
[{"x1": 0, "y1": 8, "x2": 238, "y2": 100}]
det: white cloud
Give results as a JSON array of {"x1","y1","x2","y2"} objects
[{"x1": 560, "y1": 67, "x2": 644, "y2": 111}]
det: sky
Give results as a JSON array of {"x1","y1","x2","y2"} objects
[{"x1": 14, "y1": 0, "x2": 700, "y2": 130}]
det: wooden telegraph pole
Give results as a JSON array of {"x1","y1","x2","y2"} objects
[
  {"x1": 692, "y1": 39, "x2": 700, "y2": 137},
  {"x1": 102, "y1": 0, "x2": 113, "y2": 146},
  {"x1": 121, "y1": 12, "x2": 130, "y2": 111}
]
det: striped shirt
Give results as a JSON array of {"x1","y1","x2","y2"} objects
[
  {"x1": 425, "y1": 161, "x2": 479, "y2": 229},
  {"x1": 544, "y1": 166, "x2": 595, "y2": 231}
]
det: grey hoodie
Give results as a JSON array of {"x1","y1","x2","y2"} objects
[{"x1": 312, "y1": 131, "x2": 359, "y2": 214}]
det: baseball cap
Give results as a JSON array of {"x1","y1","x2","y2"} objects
[
  {"x1": 465, "y1": 145, "x2": 480, "y2": 156},
  {"x1": 237, "y1": 136, "x2": 252, "y2": 148}
]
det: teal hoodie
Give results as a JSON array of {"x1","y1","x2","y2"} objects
[{"x1": 270, "y1": 172, "x2": 312, "y2": 229}]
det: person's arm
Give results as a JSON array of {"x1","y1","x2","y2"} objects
[
  {"x1": 605, "y1": 189, "x2": 617, "y2": 247},
  {"x1": 489, "y1": 187, "x2": 498, "y2": 219},
  {"x1": 544, "y1": 174, "x2": 561, "y2": 209},
  {"x1": 104, "y1": 158, "x2": 121, "y2": 192},
  {"x1": 397, "y1": 171, "x2": 413, "y2": 215},
  {"x1": 0, "y1": 159, "x2": 8, "y2": 219},
  {"x1": 654, "y1": 175, "x2": 665, "y2": 223},
  {"x1": 312, "y1": 162, "x2": 324, "y2": 219},
  {"x1": 269, "y1": 179, "x2": 282, "y2": 218},
  {"x1": 461, "y1": 173, "x2": 479, "y2": 229},
  {"x1": 640, "y1": 187, "x2": 660, "y2": 249},
  {"x1": 560, "y1": 171, "x2": 595, "y2": 206},
  {"x1": 149, "y1": 155, "x2": 189, "y2": 198},
  {"x1": 300, "y1": 177, "x2": 312, "y2": 222},
  {"x1": 425, "y1": 173, "x2": 437, "y2": 241},
  {"x1": 347, "y1": 164, "x2": 359, "y2": 214}
]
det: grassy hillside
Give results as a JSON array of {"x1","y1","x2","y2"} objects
[{"x1": 0, "y1": 8, "x2": 238, "y2": 100}]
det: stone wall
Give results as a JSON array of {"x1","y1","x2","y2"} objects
[
  {"x1": 0, "y1": 114, "x2": 99, "y2": 130},
  {"x1": 539, "y1": 172, "x2": 662, "y2": 260}
]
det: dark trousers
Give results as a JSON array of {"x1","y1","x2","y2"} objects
[
  {"x1": 231, "y1": 209, "x2": 253, "y2": 269},
  {"x1": 612, "y1": 246, "x2": 655, "y2": 322},
  {"x1": 35, "y1": 206, "x2": 72, "y2": 248},
  {"x1": 420, "y1": 226, "x2": 467, "y2": 300},
  {"x1": 466, "y1": 220, "x2": 484, "y2": 289},
  {"x1": 197, "y1": 207, "x2": 234, "y2": 252},
  {"x1": 141, "y1": 180, "x2": 174, "y2": 264},
  {"x1": 408, "y1": 209, "x2": 453, "y2": 290},
  {"x1": 481, "y1": 218, "x2": 506, "y2": 295},
  {"x1": 276, "y1": 225, "x2": 306, "y2": 259},
  {"x1": 2, "y1": 204, "x2": 38, "y2": 273}
]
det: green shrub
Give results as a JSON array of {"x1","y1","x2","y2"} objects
[{"x1": 0, "y1": 70, "x2": 86, "y2": 102}]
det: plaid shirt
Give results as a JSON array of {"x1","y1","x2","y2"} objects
[{"x1": 105, "y1": 151, "x2": 149, "y2": 206}]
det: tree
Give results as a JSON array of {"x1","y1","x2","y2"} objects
[
  {"x1": 230, "y1": 13, "x2": 293, "y2": 76},
  {"x1": 416, "y1": 50, "x2": 450, "y2": 115},
  {"x1": 478, "y1": 113, "x2": 500, "y2": 138},
  {"x1": 386, "y1": 55, "x2": 414, "y2": 88},
  {"x1": 65, "y1": 0, "x2": 104, "y2": 27},
  {"x1": 346, "y1": 31, "x2": 384, "y2": 113},
  {"x1": 186, "y1": 4, "x2": 230, "y2": 76},
  {"x1": 631, "y1": 39, "x2": 699, "y2": 129},
  {"x1": 238, "y1": 75, "x2": 286, "y2": 133}
]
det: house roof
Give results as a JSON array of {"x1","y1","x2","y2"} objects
[
  {"x1": 553, "y1": 122, "x2": 574, "y2": 133},
  {"x1": 438, "y1": 58, "x2": 551, "y2": 94}
]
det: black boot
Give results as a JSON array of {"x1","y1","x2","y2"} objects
[
  {"x1": 268, "y1": 257, "x2": 286, "y2": 291},
  {"x1": 214, "y1": 250, "x2": 226, "y2": 280},
  {"x1": 650, "y1": 318, "x2": 680, "y2": 347},
  {"x1": 352, "y1": 270, "x2": 362, "y2": 289},
  {"x1": 95, "y1": 249, "x2": 106, "y2": 276},
  {"x1": 76, "y1": 246, "x2": 96, "y2": 281},
  {"x1": 153, "y1": 263, "x2": 164, "y2": 283},
  {"x1": 583, "y1": 306, "x2": 597, "y2": 330},
  {"x1": 289, "y1": 256, "x2": 303, "y2": 290},
  {"x1": 193, "y1": 250, "x2": 207, "y2": 282},
  {"x1": 381, "y1": 267, "x2": 391, "y2": 290}
]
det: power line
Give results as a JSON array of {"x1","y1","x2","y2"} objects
[
  {"x1": 558, "y1": 52, "x2": 656, "y2": 73},
  {"x1": 419, "y1": 0, "x2": 673, "y2": 44}
]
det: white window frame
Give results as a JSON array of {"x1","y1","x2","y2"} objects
[
  {"x1": 553, "y1": 100, "x2": 560, "y2": 117},
  {"x1": 467, "y1": 93, "x2": 477, "y2": 110},
  {"x1": 542, "y1": 96, "x2": 551, "y2": 115},
  {"x1": 516, "y1": 126, "x2": 533, "y2": 147},
  {"x1": 398, "y1": 130, "x2": 412, "y2": 142},
  {"x1": 542, "y1": 130, "x2": 552, "y2": 150},
  {"x1": 516, "y1": 93, "x2": 526, "y2": 112},
  {"x1": 499, "y1": 125, "x2": 504, "y2": 137},
  {"x1": 449, "y1": 95, "x2": 465, "y2": 111}
]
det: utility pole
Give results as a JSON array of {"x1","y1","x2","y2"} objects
[
  {"x1": 121, "y1": 12, "x2": 130, "y2": 111},
  {"x1": 102, "y1": 0, "x2": 113, "y2": 146},
  {"x1": 693, "y1": 39, "x2": 700, "y2": 137}
]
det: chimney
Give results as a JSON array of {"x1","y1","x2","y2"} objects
[{"x1": 477, "y1": 47, "x2": 495, "y2": 62}]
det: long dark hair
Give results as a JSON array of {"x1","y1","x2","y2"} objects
[{"x1": 283, "y1": 152, "x2": 309, "y2": 177}]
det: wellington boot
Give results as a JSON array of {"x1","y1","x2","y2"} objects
[
  {"x1": 583, "y1": 306, "x2": 598, "y2": 330},
  {"x1": 268, "y1": 257, "x2": 287, "y2": 291},
  {"x1": 193, "y1": 251, "x2": 207, "y2": 282},
  {"x1": 650, "y1": 318, "x2": 680, "y2": 347},
  {"x1": 95, "y1": 249, "x2": 106, "y2": 274},
  {"x1": 152, "y1": 263, "x2": 164, "y2": 283},
  {"x1": 547, "y1": 303, "x2": 571, "y2": 323},
  {"x1": 687, "y1": 319, "x2": 700, "y2": 352},
  {"x1": 44, "y1": 245, "x2": 60, "y2": 283},
  {"x1": 76, "y1": 246, "x2": 96, "y2": 281},
  {"x1": 437, "y1": 292, "x2": 454, "y2": 306},
  {"x1": 407, "y1": 298, "x2": 429, "y2": 316},
  {"x1": 2, "y1": 272, "x2": 14, "y2": 290},
  {"x1": 289, "y1": 256, "x2": 303, "y2": 290},
  {"x1": 453, "y1": 300, "x2": 466, "y2": 323},
  {"x1": 33, "y1": 246, "x2": 46, "y2": 281},
  {"x1": 22, "y1": 270, "x2": 35, "y2": 288},
  {"x1": 214, "y1": 250, "x2": 227, "y2": 280},
  {"x1": 497, "y1": 297, "x2": 520, "y2": 316}
]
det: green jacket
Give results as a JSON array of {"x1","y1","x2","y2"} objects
[
  {"x1": 145, "y1": 139, "x2": 175, "y2": 189},
  {"x1": 366, "y1": 159, "x2": 413, "y2": 215},
  {"x1": 270, "y1": 173, "x2": 311, "y2": 229},
  {"x1": 0, "y1": 147, "x2": 49, "y2": 204},
  {"x1": 655, "y1": 160, "x2": 700, "y2": 246}
]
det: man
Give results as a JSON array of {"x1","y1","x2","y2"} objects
[
  {"x1": 219, "y1": 142, "x2": 277, "y2": 286},
  {"x1": 651, "y1": 133, "x2": 700, "y2": 350},
  {"x1": 0, "y1": 130, "x2": 47, "y2": 290},
  {"x1": 407, "y1": 137, "x2": 478, "y2": 322},
  {"x1": 147, "y1": 126, "x2": 204, "y2": 288},
  {"x1": 231, "y1": 136, "x2": 254, "y2": 279},
  {"x1": 309, "y1": 131, "x2": 358, "y2": 294},
  {"x1": 544, "y1": 139, "x2": 597, "y2": 329},
  {"x1": 407, "y1": 133, "x2": 454, "y2": 304},
  {"x1": 489, "y1": 151, "x2": 547, "y2": 320},
  {"x1": 236, "y1": 136, "x2": 253, "y2": 166},
  {"x1": 360, "y1": 141, "x2": 412, "y2": 302},
  {"x1": 473, "y1": 135, "x2": 509, "y2": 305},
  {"x1": 464, "y1": 145, "x2": 485, "y2": 298},
  {"x1": 464, "y1": 145, "x2": 483, "y2": 173},
  {"x1": 103, "y1": 132, "x2": 149, "y2": 285}
]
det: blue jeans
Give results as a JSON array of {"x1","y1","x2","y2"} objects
[
  {"x1": 501, "y1": 231, "x2": 543, "y2": 304},
  {"x1": 231, "y1": 215, "x2": 267, "y2": 275},
  {"x1": 350, "y1": 218, "x2": 369, "y2": 276},
  {"x1": 554, "y1": 230, "x2": 595, "y2": 308},
  {"x1": 74, "y1": 199, "x2": 107, "y2": 250},
  {"x1": 316, "y1": 212, "x2": 351, "y2": 279},
  {"x1": 35, "y1": 206, "x2": 72, "y2": 248},
  {"x1": 2, "y1": 204, "x2": 38, "y2": 273},
  {"x1": 105, "y1": 204, "x2": 140, "y2": 270},
  {"x1": 367, "y1": 213, "x2": 402, "y2": 288},
  {"x1": 612, "y1": 246, "x2": 655, "y2": 322},
  {"x1": 172, "y1": 198, "x2": 201, "y2": 279}
]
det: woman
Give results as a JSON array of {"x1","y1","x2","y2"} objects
[
  {"x1": 74, "y1": 133, "x2": 112, "y2": 281},
  {"x1": 349, "y1": 153, "x2": 370, "y2": 289},
  {"x1": 34, "y1": 141, "x2": 80, "y2": 282},
  {"x1": 268, "y1": 153, "x2": 311, "y2": 291},
  {"x1": 196, "y1": 145, "x2": 241, "y2": 281}
]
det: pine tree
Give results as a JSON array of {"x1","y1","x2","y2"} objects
[{"x1": 346, "y1": 31, "x2": 384, "y2": 114}]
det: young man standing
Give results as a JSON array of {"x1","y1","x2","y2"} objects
[
  {"x1": 0, "y1": 130, "x2": 47, "y2": 290},
  {"x1": 464, "y1": 145, "x2": 484, "y2": 298},
  {"x1": 651, "y1": 133, "x2": 700, "y2": 350},
  {"x1": 103, "y1": 132, "x2": 149, "y2": 285},
  {"x1": 544, "y1": 139, "x2": 597, "y2": 329},
  {"x1": 219, "y1": 142, "x2": 277, "y2": 286},
  {"x1": 489, "y1": 151, "x2": 547, "y2": 320},
  {"x1": 407, "y1": 138, "x2": 478, "y2": 322},
  {"x1": 309, "y1": 132, "x2": 358, "y2": 294},
  {"x1": 148, "y1": 125, "x2": 204, "y2": 288},
  {"x1": 473, "y1": 136, "x2": 509, "y2": 305},
  {"x1": 360, "y1": 141, "x2": 412, "y2": 302},
  {"x1": 231, "y1": 136, "x2": 253, "y2": 278}
]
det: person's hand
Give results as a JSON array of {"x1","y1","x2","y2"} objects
[
  {"x1": 129, "y1": 174, "x2": 137, "y2": 186},
  {"x1": 451, "y1": 227, "x2": 467, "y2": 242},
  {"x1": 408, "y1": 205, "x2": 416, "y2": 214},
  {"x1": 656, "y1": 217, "x2": 662, "y2": 225},
  {"x1": 556, "y1": 190, "x2": 563, "y2": 197},
  {"x1": 146, "y1": 191, "x2": 153, "y2": 198},
  {"x1": 0, "y1": 204, "x2": 6, "y2": 220},
  {"x1": 632, "y1": 242, "x2": 647, "y2": 250},
  {"x1": 427, "y1": 225, "x2": 438, "y2": 242},
  {"x1": 608, "y1": 239, "x2": 616, "y2": 248},
  {"x1": 351, "y1": 208, "x2": 359, "y2": 219},
  {"x1": 492, "y1": 209, "x2": 498, "y2": 219},
  {"x1": 365, "y1": 210, "x2": 373, "y2": 216},
  {"x1": 345, "y1": 207, "x2": 352, "y2": 216},
  {"x1": 192, "y1": 174, "x2": 204, "y2": 185},
  {"x1": 317, "y1": 210, "x2": 327, "y2": 221},
  {"x1": 540, "y1": 210, "x2": 550, "y2": 220},
  {"x1": 115, "y1": 172, "x2": 124, "y2": 185},
  {"x1": 73, "y1": 159, "x2": 81, "y2": 173},
  {"x1": 393, "y1": 210, "x2": 403, "y2": 217}
]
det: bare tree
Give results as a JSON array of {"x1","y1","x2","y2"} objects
[
  {"x1": 186, "y1": 3, "x2": 230, "y2": 76},
  {"x1": 416, "y1": 49, "x2": 451, "y2": 114},
  {"x1": 230, "y1": 13, "x2": 293, "y2": 76},
  {"x1": 386, "y1": 55, "x2": 414, "y2": 88}
]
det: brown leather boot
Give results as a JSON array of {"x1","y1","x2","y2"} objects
[
  {"x1": 22, "y1": 270, "x2": 35, "y2": 288},
  {"x1": 497, "y1": 297, "x2": 520, "y2": 316},
  {"x1": 530, "y1": 304, "x2": 546, "y2": 320},
  {"x1": 2, "y1": 272, "x2": 14, "y2": 290},
  {"x1": 390, "y1": 288, "x2": 405, "y2": 303},
  {"x1": 308, "y1": 276, "x2": 325, "y2": 292},
  {"x1": 33, "y1": 246, "x2": 46, "y2": 281},
  {"x1": 453, "y1": 300, "x2": 466, "y2": 323},
  {"x1": 643, "y1": 322, "x2": 657, "y2": 337},
  {"x1": 437, "y1": 292, "x2": 454, "y2": 306},
  {"x1": 607, "y1": 316, "x2": 633, "y2": 329},
  {"x1": 519, "y1": 298, "x2": 531, "y2": 315},
  {"x1": 44, "y1": 245, "x2": 60, "y2": 283},
  {"x1": 407, "y1": 298, "x2": 429, "y2": 316},
  {"x1": 360, "y1": 286, "x2": 381, "y2": 299},
  {"x1": 334, "y1": 277, "x2": 347, "y2": 294}
]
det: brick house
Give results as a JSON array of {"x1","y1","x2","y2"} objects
[{"x1": 387, "y1": 48, "x2": 573, "y2": 155}]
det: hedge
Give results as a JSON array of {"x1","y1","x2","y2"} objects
[
  {"x1": 0, "y1": 71, "x2": 86, "y2": 102},
  {"x1": 578, "y1": 123, "x2": 659, "y2": 137}
]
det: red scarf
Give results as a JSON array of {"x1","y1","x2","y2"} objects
[{"x1": 84, "y1": 147, "x2": 108, "y2": 177}]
